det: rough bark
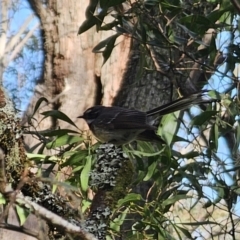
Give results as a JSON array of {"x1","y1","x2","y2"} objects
[{"x1": 24, "y1": 0, "x2": 131, "y2": 150}]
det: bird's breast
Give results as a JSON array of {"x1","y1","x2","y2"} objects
[{"x1": 90, "y1": 125, "x2": 144, "y2": 145}]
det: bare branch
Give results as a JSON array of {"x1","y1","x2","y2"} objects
[
  {"x1": 0, "y1": 222, "x2": 38, "y2": 239},
  {"x1": 8, "y1": 23, "x2": 39, "y2": 64},
  {"x1": 5, "y1": 14, "x2": 35, "y2": 53},
  {"x1": 15, "y1": 194, "x2": 98, "y2": 240}
]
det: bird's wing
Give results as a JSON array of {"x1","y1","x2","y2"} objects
[{"x1": 95, "y1": 107, "x2": 155, "y2": 130}]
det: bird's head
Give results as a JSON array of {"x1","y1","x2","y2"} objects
[{"x1": 78, "y1": 105, "x2": 104, "y2": 124}]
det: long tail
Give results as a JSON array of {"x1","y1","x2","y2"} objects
[{"x1": 146, "y1": 92, "x2": 216, "y2": 117}]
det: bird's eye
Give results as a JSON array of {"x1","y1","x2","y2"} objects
[{"x1": 85, "y1": 108, "x2": 100, "y2": 118}]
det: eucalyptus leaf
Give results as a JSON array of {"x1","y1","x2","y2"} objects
[
  {"x1": 162, "y1": 195, "x2": 190, "y2": 207},
  {"x1": 143, "y1": 161, "x2": 158, "y2": 181},
  {"x1": 117, "y1": 193, "x2": 142, "y2": 207},
  {"x1": 46, "y1": 135, "x2": 83, "y2": 149},
  {"x1": 80, "y1": 155, "x2": 92, "y2": 192},
  {"x1": 41, "y1": 110, "x2": 79, "y2": 129},
  {"x1": 191, "y1": 111, "x2": 218, "y2": 127},
  {"x1": 158, "y1": 111, "x2": 181, "y2": 146},
  {"x1": 16, "y1": 205, "x2": 29, "y2": 226},
  {"x1": 61, "y1": 150, "x2": 88, "y2": 167},
  {"x1": 32, "y1": 97, "x2": 48, "y2": 117}
]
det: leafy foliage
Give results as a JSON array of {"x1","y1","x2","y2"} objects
[
  {"x1": 78, "y1": 0, "x2": 240, "y2": 239},
  {"x1": 21, "y1": 0, "x2": 240, "y2": 239},
  {"x1": 26, "y1": 91, "x2": 240, "y2": 239}
]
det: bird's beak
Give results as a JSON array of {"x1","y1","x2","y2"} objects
[{"x1": 77, "y1": 115, "x2": 83, "y2": 118}]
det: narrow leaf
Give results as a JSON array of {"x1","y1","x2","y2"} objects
[
  {"x1": 100, "y1": 20, "x2": 119, "y2": 30},
  {"x1": 40, "y1": 129, "x2": 79, "y2": 137},
  {"x1": 102, "y1": 34, "x2": 120, "y2": 64},
  {"x1": 162, "y1": 195, "x2": 190, "y2": 207},
  {"x1": 78, "y1": 0, "x2": 98, "y2": 34},
  {"x1": 41, "y1": 110, "x2": 78, "y2": 128},
  {"x1": 0, "y1": 194, "x2": 6, "y2": 204},
  {"x1": 32, "y1": 97, "x2": 48, "y2": 116},
  {"x1": 61, "y1": 150, "x2": 88, "y2": 167},
  {"x1": 16, "y1": 205, "x2": 29, "y2": 226},
  {"x1": 78, "y1": 17, "x2": 98, "y2": 34},
  {"x1": 92, "y1": 34, "x2": 118, "y2": 52},
  {"x1": 117, "y1": 193, "x2": 142, "y2": 207},
  {"x1": 209, "y1": 123, "x2": 219, "y2": 150},
  {"x1": 158, "y1": 111, "x2": 181, "y2": 146},
  {"x1": 80, "y1": 156, "x2": 92, "y2": 192},
  {"x1": 46, "y1": 135, "x2": 83, "y2": 149},
  {"x1": 190, "y1": 111, "x2": 218, "y2": 126},
  {"x1": 176, "y1": 226, "x2": 192, "y2": 239},
  {"x1": 143, "y1": 161, "x2": 158, "y2": 181}
]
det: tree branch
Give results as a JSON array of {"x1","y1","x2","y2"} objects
[
  {"x1": 5, "y1": 14, "x2": 35, "y2": 53},
  {"x1": 15, "y1": 194, "x2": 98, "y2": 240}
]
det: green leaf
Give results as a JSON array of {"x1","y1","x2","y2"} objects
[
  {"x1": 100, "y1": 20, "x2": 119, "y2": 31},
  {"x1": 41, "y1": 110, "x2": 78, "y2": 129},
  {"x1": 61, "y1": 150, "x2": 88, "y2": 167},
  {"x1": 85, "y1": 0, "x2": 98, "y2": 19},
  {"x1": 176, "y1": 23, "x2": 198, "y2": 38},
  {"x1": 32, "y1": 97, "x2": 48, "y2": 117},
  {"x1": 82, "y1": 199, "x2": 91, "y2": 213},
  {"x1": 40, "y1": 129, "x2": 79, "y2": 137},
  {"x1": 179, "y1": 15, "x2": 213, "y2": 34},
  {"x1": 78, "y1": 17, "x2": 98, "y2": 34},
  {"x1": 0, "y1": 193, "x2": 6, "y2": 204},
  {"x1": 143, "y1": 161, "x2": 158, "y2": 181},
  {"x1": 180, "y1": 221, "x2": 220, "y2": 226},
  {"x1": 110, "y1": 208, "x2": 129, "y2": 232},
  {"x1": 162, "y1": 194, "x2": 190, "y2": 207},
  {"x1": 46, "y1": 135, "x2": 83, "y2": 149},
  {"x1": 92, "y1": 34, "x2": 120, "y2": 65},
  {"x1": 117, "y1": 193, "x2": 142, "y2": 207},
  {"x1": 175, "y1": 226, "x2": 192, "y2": 239},
  {"x1": 182, "y1": 15, "x2": 212, "y2": 25},
  {"x1": 78, "y1": 0, "x2": 98, "y2": 34},
  {"x1": 190, "y1": 111, "x2": 218, "y2": 126},
  {"x1": 203, "y1": 200, "x2": 213, "y2": 208},
  {"x1": 92, "y1": 34, "x2": 118, "y2": 52},
  {"x1": 233, "y1": 121, "x2": 240, "y2": 154},
  {"x1": 209, "y1": 123, "x2": 219, "y2": 151},
  {"x1": 80, "y1": 155, "x2": 92, "y2": 192},
  {"x1": 174, "y1": 36, "x2": 188, "y2": 45},
  {"x1": 27, "y1": 153, "x2": 58, "y2": 163},
  {"x1": 160, "y1": 185, "x2": 182, "y2": 201},
  {"x1": 208, "y1": 90, "x2": 221, "y2": 100},
  {"x1": 172, "y1": 135, "x2": 189, "y2": 143},
  {"x1": 129, "y1": 148, "x2": 164, "y2": 157},
  {"x1": 102, "y1": 34, "x2": 120, "y2": 64},
  {"x1": 72, "y1": 165, "x2": 84, "y2": 173},
  {"x1": 180, "y1": 151, "x2": 200, "y2": 159},
  {"x1": 207, "y1": 9, "x2": 228, "y2": 23},
  {"x1": 16, "y1": 205, "x2": 29, "y2": 226},
  {"x1": 158, "y1": 111, "x2": 181, "y2": 146},
  {"x1": 115, "y1": 26, "x2": 130, "y2": 35}
]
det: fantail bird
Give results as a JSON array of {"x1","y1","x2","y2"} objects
[{"x1": 78, "y1": 92, "x2": 215, "y2": 145}]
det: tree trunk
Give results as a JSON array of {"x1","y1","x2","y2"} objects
[{"x1": 24, "y1": 0, "x2": 131, "y2": 150}]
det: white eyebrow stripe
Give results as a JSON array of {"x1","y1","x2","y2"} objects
[{"x1": 105, "y1": 112, "x2": 120, "y2": 124}]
